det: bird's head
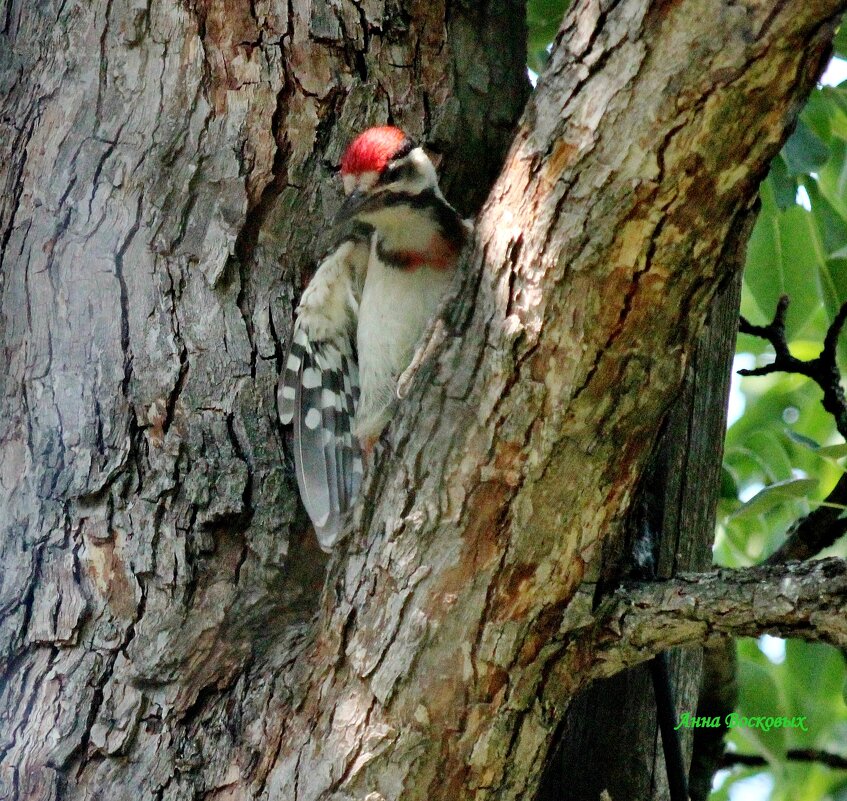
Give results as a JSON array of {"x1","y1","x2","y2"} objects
[{"x1": 336, "y1": 126, "x2": 440, "y2": 223}]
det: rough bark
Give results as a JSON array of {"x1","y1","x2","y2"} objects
[
  {"x1": 0, "y1": 0, "x2": 527, "y2": 797},
  {"x1": 588, "y1": 557, "x2": 847, "y2": 665},
  {"x1": 545, "y1": 268, "x2": 743, "y2": 801},
  {"x1": 289, "y1": 2, "x2": 840, "y2": 799},
  {"x1": 1, "y1": 1, "x2": 845, "y2": 801}
]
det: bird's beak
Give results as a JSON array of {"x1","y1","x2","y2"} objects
[{"x1": 335, "y1": 189, "x2": 368, "y2": 224}]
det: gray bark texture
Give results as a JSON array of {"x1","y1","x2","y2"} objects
[{"x1": 0, "y1": 0, "x2": 845, "y2": 800}]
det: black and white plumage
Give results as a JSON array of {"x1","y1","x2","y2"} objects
[
  {"x1": 278, "y1": 238, "x2": 368, "y2": 549},
  {"x1": 278, "y1": 126, "x2": 467, "y2": 550}
]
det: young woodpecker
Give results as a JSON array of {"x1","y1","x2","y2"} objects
[{"x1": 278, "y1": 126, "x2": 467, "y2": 550}]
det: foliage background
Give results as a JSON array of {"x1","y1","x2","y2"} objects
[
  {"x1": 713, "y1": 42, "x2": 847, "y2": 801},
  {"x1": 527, "y1": 2, "x2": 847, "y2": 798}
]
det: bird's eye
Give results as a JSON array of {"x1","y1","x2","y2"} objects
[
  {"x1": 379, "y1": 160, "x2": 415, "y2": 186},
  {"x1": 380, "y1": 164, "x2": 400, "y2": 183}
]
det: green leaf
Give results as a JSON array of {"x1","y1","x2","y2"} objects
[
  {"x1": 783, "y1": 119, "x2": 831, "y2": 176},
  {"x1": 526, "y1": 0, "x2": 570, "y2": 73},
  {"x1": 818, "y1": 138, "x2": 847, "y2": 221},
  {"x1": 833, "y1": 28, "x2": 847, "y2": 59},
  {"x1": 767, "y1": 160, "x2": 799, "y2": 211},
  {"x1": 723, "y1": 56, "x2": 847, "y2": 801},
  {"x1": 736, "y1": 639, "x2": 788, "y2": 754},
  {"x1": 784, "y1": 429, "x2": 822, "y2": 450},
  {"x1": 804, "y1": 180, "x2": 847, "y2": 258},
  {"x1": 720, "y1": 465, "x2": 739, "y2": 499},
  {"x1": 820, "y1": 85, "x2": 847, "y2": 139},
  {"x1": 744, "y1": 205, "x2": 828, "y2": 341},
  {"x1": 802, "y1": 88, "x2": 834, "y2": 142},
  {"x1": 784, "y1": 429, "x2": 847, "y2": 463},
  {"x1": 815, "y1": 443, "x2": 847, "y2": 460},
  {"x1": 818, "y1": 257, "x2": 847, "y2": 326},
  {"x1": 804, "y1": 85, "x2": 847, "y2": 143},
  {"x1": 732, "y1": 478, "x2": 819, "y2": 519},
  {"x1": 747, "y1": 430, "x2": 796, "y2": 481}
]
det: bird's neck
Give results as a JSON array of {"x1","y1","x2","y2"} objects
[
  {"x1": 358, "y1": 190, "x2": 465, "y2": 272},
  {"x1": 375, "y1": 234, "x2": 459, "y2": 271}
]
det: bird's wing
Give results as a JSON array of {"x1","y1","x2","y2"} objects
[{"x1": 278, "y1": 238, "x2": 368, "y2": 550}]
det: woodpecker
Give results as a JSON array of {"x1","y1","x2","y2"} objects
[{"x1": 278, "y1": 126, "x2": 467, "y2": 550}]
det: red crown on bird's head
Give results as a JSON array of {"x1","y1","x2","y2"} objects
[{"x1": 340, "y1": 126, "x2": 413, "y2": 176}]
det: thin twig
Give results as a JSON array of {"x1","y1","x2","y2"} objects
[
  {"x1": 739, "y1": 295, "x2": 847, "y2": 438},
  {"x1": 765, "y1": 472, "x2": 847, "y2": 564},
  {"x1": 721, "y1": 749, "x2": 847, "y2": 770},
  {"x1": 740, "y1": 295, "x2": 847, "y2": 562}
]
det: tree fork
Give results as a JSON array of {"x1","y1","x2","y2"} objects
[{"x1": 277, "y1": 1, "x2": 846, "y2": 798}]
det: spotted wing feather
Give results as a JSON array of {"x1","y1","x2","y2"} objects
[{"x1": 278, "y1": 238, "x2": 368, "y2": 550}]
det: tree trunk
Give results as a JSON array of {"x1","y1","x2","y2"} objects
[
  {"x1": 1, "y1": 1, "x2": 844, "y2": 800},
  {"x1": 543, "y1": 268, "x2": 743, "y2": 801}
]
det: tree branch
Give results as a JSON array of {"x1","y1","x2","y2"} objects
[
  {"x1": 739, "y1": 295, "x2": 847, "y2": 562},
  {"x1": 721, "y1": 749, "x2": 847, "y2": 770},
  {"x1": 739, "y1": 295, "x2": 847, "y2": 438},
  {"x1": 586, "y1": 558, "x2": 847, "y2": 681}
]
